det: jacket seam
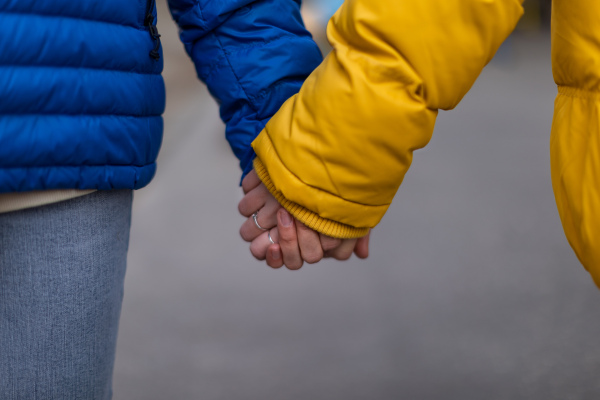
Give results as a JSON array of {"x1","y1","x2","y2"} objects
[
  {"x1": 0, "y1": 65, "x2": 161, "y2": 76},
  {"x1": 0, "y1": 113, "x2": 162, "y2": 118},
  {"x1": 0, "y1": 10, "x2": 145, "y2": 31},
  {"x1": 557, "y1": 85, "x2": 600, "y2": 99},
  {"x1": 0, "y1": 163, "x2": 155, "y2": 169}
]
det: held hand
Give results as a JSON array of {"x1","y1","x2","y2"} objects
[
  {"x1": 264, "y1": 210, "x2": 370, "y2": 270},
  {"x1": 238, "y1": 170, "x2": 370, "y2": 269},
  {"x1": 238, "y1": 171, "x2": 282, "y2": 251}
]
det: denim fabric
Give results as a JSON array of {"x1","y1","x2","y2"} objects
[{"x1": 0, "y1": 190, "x2": 133, "y2": 400}]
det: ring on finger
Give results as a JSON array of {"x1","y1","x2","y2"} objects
[
  {"x1": 268, "y1": 230, "x2": 276, "y2": 245},
  {"x1": 252, "y1": 211, "x2": 268, "y2": 231}
]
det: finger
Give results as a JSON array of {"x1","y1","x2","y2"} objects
[
  {"x1": 296, "y1": 222, "x2": 323, "y2": 264},
  {"x1": 239, "y1": 199, "x2": 281, "y2": 242},
  {"x1": 326, "y1": 239, "x2": 357, "y2": 261},
  {"x1": 265, "y1": 230, "x2": 283, "y2": 269},
  {"x1": 266, "y1": 245, "x2": 284, "y2": 269},
  {"x1": 238, "y1": 184, "x2": 269, "y2": 217},
  {"x1": 319, "y1": 234, "x2": 342, "y2": 252},
  {"x1": 277, "y1": 209, "x2": 303, "y2": 270},
  {"x1": 242, "y1": 170, "x2": 261, "y2": 194},
  {"x1": 268, "y1": 226, "x2": 280, "y2": 244},
  {"x1": 354, "y1": 231, "x2": 370, "y2": 259},
  {"x1": 249, "y1": 230, "x2": 274, "y2": 261}
]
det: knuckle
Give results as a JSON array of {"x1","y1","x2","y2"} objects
[
  {"x1": 335, "y1": 252, "x2": 352, "y2": 261},
  {"x1": 322, "y1": 238, "x2": 341, "y2": 251},
  {"x1": 303, "y1": 250, "x2": 323, "y2": 265},
  {"x1": 239, "y1": 225, "x2": 253, "y2": 242},
  {"x1": 304, "y1": 256, "x2": 320, "y2": 265},
  {"x1": 242, "y1": 172, "x2": 258, "y2": 192},
  {"x1": 250, "y1": 243, "x2": 265, "y2": 260},
  {"x1": 258, "y1": 216, "x2": 275, "y2": 231},
  {"x1": 279, "y1": 230, "x2": 296, "y2": 243},
  {"x1": 241, "y1": 179, "x2": 252, "y2": 193},
  {"x1": 279, "y1": 237, "x2": 292, "y2": 246},
  {"x1": 238, "y1": 201, "x2": 251, "y2": 217}
]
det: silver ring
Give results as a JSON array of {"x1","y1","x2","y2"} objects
[
  {"x1": 252, "y1": 211, "x2": 267, "y2": 231},
  {"x1": 268, "y1": 231, "x2": 276, "y2": 245}
]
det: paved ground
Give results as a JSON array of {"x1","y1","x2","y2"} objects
[{"x1": 113, "y1": 6, "x2": 600, "y2": 400}]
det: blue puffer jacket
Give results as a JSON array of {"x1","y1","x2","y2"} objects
[{"x1": 0, "y1": 0, "x2": 322, "y2": 192}]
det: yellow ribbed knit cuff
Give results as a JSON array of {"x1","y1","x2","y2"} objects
[{"x1": 253, "y1": 157, "x2": 370, "y2": 239}]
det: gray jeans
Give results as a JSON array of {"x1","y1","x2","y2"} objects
[{"x1": 0, "y1": 190, "x2": 133, "y2": 400}]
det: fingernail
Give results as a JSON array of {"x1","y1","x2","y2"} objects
[
  {"x1": 271, "y1": 249, "x2": 280, "y2": 260},
  {"x1": 279, "y1": 209, "x2": 293, "y2": 227}
]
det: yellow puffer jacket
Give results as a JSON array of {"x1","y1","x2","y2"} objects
[
  {"x1": 252, "y1": 0, "x2": 600, "y2": 285},
  {"x1": 551, "y1": 1, "x2": 600, "y2": 286}
]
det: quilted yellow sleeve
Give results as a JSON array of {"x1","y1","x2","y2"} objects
[
  {"x1": 550, "y1": 0, "x2": 600, "y2": 286},
  {"x1": 252, "y1": 0, "x2": 524, "y2": 238}
]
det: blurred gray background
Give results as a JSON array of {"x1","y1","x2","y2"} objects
[{"x1": 114, "y1": 1, "x2": 600, "y2": 399}]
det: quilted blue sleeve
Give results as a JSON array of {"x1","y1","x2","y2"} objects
[{"x1": 167, "y1": 0, "x2": 323, "y2": 179}]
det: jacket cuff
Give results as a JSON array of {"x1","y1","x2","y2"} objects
[{"x1": 253, "y1": 157, "x2": 370, "y2": 239}]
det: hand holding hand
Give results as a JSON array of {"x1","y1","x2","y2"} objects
[
  {"x1": 238, "y1": 170, "x2": 370, "y2": 270},
  {"x1": 263, "y1": 209, "x2": 370, "y2": 270}
]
